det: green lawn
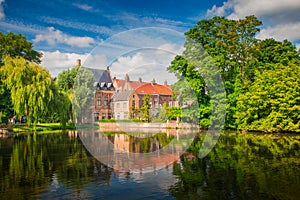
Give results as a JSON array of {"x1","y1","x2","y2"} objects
[{"x1": 12, "y1": 123, "x2": 75, "y2": 134}]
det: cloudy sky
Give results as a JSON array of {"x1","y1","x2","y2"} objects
[{"x1": 0, "y1": 0, "x2": 299, "y2": 80}]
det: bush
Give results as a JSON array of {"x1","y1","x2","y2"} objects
[{"x1": 98, "y1": 119, "x2": 144, "y2": 123}]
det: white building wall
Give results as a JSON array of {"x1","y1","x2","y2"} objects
[{"x1": 113, "y1": 101, "x2": 130, "y2": 120}]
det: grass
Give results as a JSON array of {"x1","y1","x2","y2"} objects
[
  {"x1": 99, "y1": 119, "x2": 144, "y2": 123},
  {"x1": 12, "y1": 122, "x2": 75, "y2": 134}
]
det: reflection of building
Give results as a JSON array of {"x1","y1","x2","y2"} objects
[{"x1": 113, "y1": 134, "x2": 130, "y2": 152}]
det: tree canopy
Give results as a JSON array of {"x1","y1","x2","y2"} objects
[
  {"x1": 235, "y1": 63, "x2": 300, "y2": 132},
  {"x1": 168, "y1": 15, "x2": 300, "y2": 132},
  {"x1": 0, "y1": 32, "x2": 42, "y2": 64},
  {"x1": 0, "y1": 32, "x2": 43, "y2": 123},
  {"x1": 1, "y1": 57, "x2": 54, "y2": 127},
  {"x1": 1, "y1": 57, "x2": 72, "y2": 128}
]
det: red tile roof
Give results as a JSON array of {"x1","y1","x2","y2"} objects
[
  {"x1": 113, "y1": 79, "x2": 147, "y2": 90},
  {"x1": 135, "y1": 83, "x2": 172, "y2": 95}
]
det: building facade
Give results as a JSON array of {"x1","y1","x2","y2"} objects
[
  {"x1": 111, "y1": 75, "x2": 176, "y2": 120},
  {"x1": 92, "y1": 67, "x2": 114, "y2": 121}
]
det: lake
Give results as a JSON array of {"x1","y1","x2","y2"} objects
[{"x1": 0, "y1": 130, "x2": 299, "y2": 199}]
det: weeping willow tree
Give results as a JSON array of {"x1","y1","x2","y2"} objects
[{"x1": 1, "y1": 57, "x2": 55, "y2": 128}]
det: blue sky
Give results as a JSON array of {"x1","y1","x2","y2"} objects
[{"x1": 0, "y1": 0, "x2": 300, "y2": 78}]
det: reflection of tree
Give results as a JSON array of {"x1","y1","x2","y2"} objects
[
  {"x1": 129, "y1": 133, "x2": 173, "y2": 153},
  {"x1": 0, "y1": 132, "x2": 113, "y2": 198},
  {"x1": 0, "y1": 135, "x2": 51, "y2": 199},
  {"x1": 169, "y1": 132, "x2": 300, "y2": 199}
]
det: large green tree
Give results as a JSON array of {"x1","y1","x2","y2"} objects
[
  {"x1": 1, "y1": 57, "x2": 55, "y2": 128},
  {"x1": 57, "y1": 66, "x2": 79, "y2": 91},
  {"x1": 56, "y1": 65, "x2": 80, "y2": 124},
  {"x1": 0, "y1": 32, "x2": 42, "y2": 123},
  {"x1": 168, "y1": 15, "x2": 300, "y2": 131},
  {"x1": 72, "y1": 67, "x2": 95, "y2": 124},
  {"x1": 235, "y1": 63, "x2": 300, "y2": 132}
]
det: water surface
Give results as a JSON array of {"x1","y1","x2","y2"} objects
[{"x1": 0, "y1": 131, "x2": 299, "y2": 199}]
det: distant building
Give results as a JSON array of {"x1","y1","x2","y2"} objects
[
  {"x1": 111, "y1": 74, "x2": 177, "y2": 120},
  {"x1": 112, "y1": 90, "x2": 133, "y2": 120},
  {"x1": 92, "y1": 67, "x2": 114, "y2": 121},
  {"x1": 86, "y1": 63, "x2": 178, "y2": 121}
]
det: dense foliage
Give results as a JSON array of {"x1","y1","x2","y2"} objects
[
  {"x1": 0, "y1": 32, "x2": 42, "y2": 123},
  {"x1": 236, "y1": 63, "x2": 300, "y2": 132},
  {"x1": 169, "y1": 15, "x2": 300, "y2": 132},
  {"x1": 0, "y1": 57, "x2": 71, "y2": 128},
  {"x1": 0, "y1": 32, "x2": 73, "y2": 128},
  {"x1": 140, "y1": 94, "x2": 151, "y2": 122},
  {"x1": 0, "y1": 32, "x2": 42, "y2": 64}
]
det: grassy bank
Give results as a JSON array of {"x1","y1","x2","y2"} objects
[{"x1": 12, "y1": 123, "x2": 75, "y2": 134}]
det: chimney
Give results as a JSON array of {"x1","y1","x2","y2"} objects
[
  {"x1": 164, "y1": 80, "x2": 167, "y2": 86},
  {"x1": 106, "y1": 66, "x2": 111, "y2": 77},
  {"x1": 138, "y1": 77, "x2": 142, "y2": 82},
  {"x1": 151, "y1": 78, "x2": 156, "y2": 85},
  {"x1": 76, "y1": 59, "x2": 81, "y2": 66},
  {"x1": 125, "y1": 73, "x2": 130, "y2": 82}
]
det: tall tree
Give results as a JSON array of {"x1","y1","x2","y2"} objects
[
  {"x1": 168, "y1": 15, "x2": 300, "y2": 131},
  {"x1": 72, "y1": 67, "x2": 95, "y2": 124},
  {"x1": 1, "y1": 57, "x2": 54, "y2": 128},
  {"x1": 140, "y1": 94, "x2": 151, "y2": 122},
  {"x1": 57, "y1": 66, "x2": 79, "y2": 91},
  {"x1": 169, "y1": 15, "x2": 262, "y2": 129},
  {"x1": 0, "y1": 32, "x2": 42, "y2": 123}
]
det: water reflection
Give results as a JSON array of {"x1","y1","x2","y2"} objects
[
  {"x1": 170, "y1": 132, "x2": 300, "y2": 200},
  {"x1": 78, "y1": 128, "x2": 197, "y2": 173},
  {"x1": 0, "y1": 131, "x2": 299, "y2": 199}
]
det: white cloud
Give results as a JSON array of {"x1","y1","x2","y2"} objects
[
  {"x1": 110, "y1": 46, "x2": 178, "y2": 84},
  {"x1": 41, "y1": 50, "x2": 88, "y2": 77},
  {"x1": 0, "y1": 20, "x2": 42, "y2": 35},
  {"x1": 256, "y1": 22, "x2": 300, "y2": 41},
  {"x1": 207, "y1": 0, "x2": 300, "y2": 19},
  {"x1": 33, "y1": 27, "x2": 95, "y2": 48},
  {"x1": 103, "y1": 12, "x2": 192, "y2": 32},
  {"x1": 157, "y1": 43, "x2": 184, "y2": 55},
  {"x1": 206, "y1": 1, "x2": 235, "y2": 17},
  {"x1": 40, "y1": 16, "x2": 114, "y2": 35},
  {"x1": 82, "y1": 53, "x2": 108, "y2": 69},
  {"x1": 0, "y1": 0, "x2": 5, "y2": 20},
  {"x1": 206, "y1": 0, "x2": 300, "y2": 43},
  {"x1": 72, "y1": 3, "x2": 93, "y2": 11}
]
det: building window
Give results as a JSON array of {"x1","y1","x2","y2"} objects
[
  {"x1": 104, "y1": 96, "x2": 108, "y2": 106},
  {"x1": 108, "y1": 113, "x2": 112, "y2": 119},
  {"x1": 102, "y1": 113, "x2": 106, "y2": 119},
  {"x1": 94, "y1": 113, "x2": 99, "y2": 121},
  {"x1": 97, "y1": 97, "x2": 101, "y2": 106},
  {"x1": 117, "y1": 103, "x2": 120, "y2": 108},
  {"x1": 123, "y1": 102, "x2": 127, "y2": 108}
]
